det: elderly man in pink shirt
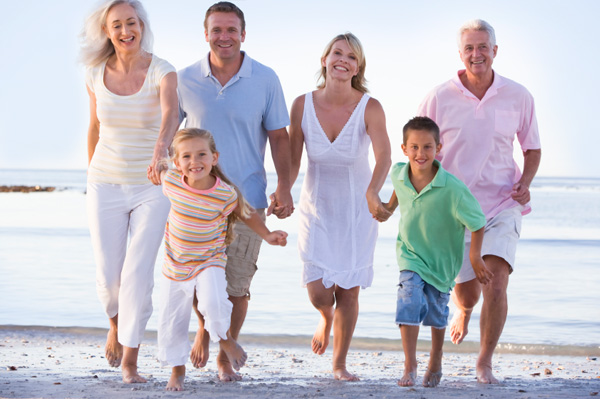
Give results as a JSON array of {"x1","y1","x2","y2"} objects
[{"x1": 418, "y1": 19, "x2": 541, "y2": 384}]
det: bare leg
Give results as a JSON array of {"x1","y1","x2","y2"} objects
[
  {"x1": 217, "y1": 295, "x2": 248, "y2": 382},
  {"x1": 332, "y1": 286, "x2": 360, "y2": 381},
  {"x1": 306, "y1": 280, "x2": 335, "y2": 356},
  {"x1": 219, "y1": 330, "x2": 247, "y2": 371},
  {"x1": 121, "y1": 346, "x2": 146, "y2": 383},
  {"x1": 105, "y1": 314, "x2": 123, "y2": 367},
  {"x1": 398, "y1": 324, "x2": 419, "y2": 387},
  {"x1": 190, "y1": 292, "x2": 210, "y2": 368},
  {"x1": 166, "y1": 365, "x2": 185, "y2": 391},
  {"x1": 477, "y1": 255, "x2": 510, "y2": 384},
  {"x1": 449, "y1": 279, "x2": 481, "y2": 344},
  {"x1": 423, "y1": 327, "x2": 444, "y2": 387}
]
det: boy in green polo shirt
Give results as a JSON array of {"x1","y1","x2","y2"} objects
[{"x1": 382, "y1": 116, "x2": 489, "y2": 388}]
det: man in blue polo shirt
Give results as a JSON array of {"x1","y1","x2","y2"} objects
[{"x1": 177, "y1": 1, "x2": 293, "y2": 382}]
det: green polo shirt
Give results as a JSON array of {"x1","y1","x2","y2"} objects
[{"x1": 391, "y1": 161, "x2": 486, "y2": 292}]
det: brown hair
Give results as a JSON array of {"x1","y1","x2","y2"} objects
[
  {"x1": 402, "y1": 116, "x2": 440, "y2": 145},
  {"x1": 204, "y1": 1, "x2": 246, "y2": 32},
  {"x1": 171, "y1": 128, "x2": 252, "y2": 245}
]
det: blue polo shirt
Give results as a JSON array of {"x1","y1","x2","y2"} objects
[
  {"x1": 391, "y1": 160, "x2": 486, "y2": 292},
  {"x1": 178, "y1": 52, "x2": 290, "y2": 209}
]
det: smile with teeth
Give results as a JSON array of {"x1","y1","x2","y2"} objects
[
  {"x1": 333, "y1": 65, "x2": 349, "y2": 71},
  {"x1": 121, "y1": 37, "x2": 134, "y2": 42}
]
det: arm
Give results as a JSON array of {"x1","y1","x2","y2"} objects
[
  {"x1": 289, "y1": 95, "x2": 305, "y2": 186},
  {"x1": 266, "y1": 127, "x2": 294, "y2": 218},
  {"x1": 364, "y1": 98, "x2": 393, "y2": 222},
  {"x1": 380, "y1": 191, "x2": 398, "y2": 222},
  {"x1": 148, "y1": 72, "x2": 179, "y2": 185},
  {"x1": 86, "y1": 85, "x2": 100, "y2": 166},
  {"x1": 469, "y1": 227, "x2": 493, "y2": 285},
  {"x1": 234, "y1": 206, "x2": 288, "y2": 246},
  {"x1": 511, "y1": 148, "x2": 541, "y2": 205}
]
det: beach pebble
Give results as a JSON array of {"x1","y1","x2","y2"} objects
[
  {"x1": 531, "y1": 372, "x2": 541, "y2": 377},
  {"x1": 544, "y1": 368, "x2": 552, "y2": 375},
  {"x1": 6, "y1": 366, "x2": 17, "y2": 371}
]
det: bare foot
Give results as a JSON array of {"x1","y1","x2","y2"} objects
[
  {"x1": 476, "y1": 362, "x2": 499, "y2": 384},
  {"x1": 166, "y1": 365, "x2": 185, "y2": 391},
  {"x1": 122, "y1": 364, "x2": 147, "y2": 384},
  {"x1": 216, "y1": 352, "x2": 242, "y2": 382},
  {"x1": 334, "y1": 367, "x2": 359, "y2": 381},
  {"x1": 449, "y1": 309, "x2": 471, "y2": 344},
  {"x1": 312, "y1": 312, "x2": 333, "y2": 355},
  {"x1": 423, "y1": 368, "x2": 443, "y2": 387},
  {"x1": 190, "y1": 329, "x2": 210, "y2": 368},
  {"x1": 105, "y1": 328, "x2": 123, "y2": 368},
  {"x1": 397, "y1": 369, "x2": 417, "y2": 387},
  {"x1": 220, "y1": 336, "x2": 247, "y2": 371}
]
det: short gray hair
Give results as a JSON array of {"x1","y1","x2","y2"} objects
[
  {"x1": 457, "y1": 19, "x2": 496, "y2": 49},
  {"x1": 80, "y1": 0, "x2": 154, "y2": 67}
]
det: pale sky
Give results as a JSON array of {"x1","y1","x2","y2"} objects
[{"x1": 1, "y1": 0, "x2": 599, "y2": 177}]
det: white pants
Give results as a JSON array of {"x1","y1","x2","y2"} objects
[
  {"x1": 157, "y1": 267, "x2": 232, "y2": 367},
  {"x1": 87, "y1": 182, "x2": 170, "y2": 348}
]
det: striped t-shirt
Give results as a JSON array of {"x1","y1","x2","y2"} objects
[
  {"x1": 85, "y1": 54, "x2": 176, "y2": 185},
  {"x1": 162, "y1": 169, "x2": 238, "y2": 281}
]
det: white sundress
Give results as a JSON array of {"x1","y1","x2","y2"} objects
[{"x1": 298, "y1": 91, "x2": 378, "y2": 289}]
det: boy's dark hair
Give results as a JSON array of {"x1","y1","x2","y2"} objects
[
  {"x1": 402, "y1": 116, "x2": 440, "y2": 145},
  {"x1": 204, "y1": 1, "x2": 246, "y2": 32}
]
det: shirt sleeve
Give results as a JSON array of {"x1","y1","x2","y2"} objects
[
  {"x1": 262, "y1": 69, "x2": 290, "y2": 131},
  {"x1": 516, "y1": 90, "x2": 541, "y2": 151},
  {"x1": 222, "y1": 186, "x2": 239, "y2": 217},
  {"x1": 154, "y1": 57, "x2": 177, "y2": 86},
  {"x1": 84, "y1": 65, "x2": 96, "y2": 93},
  {"x1": 455, "y1": 186, "x2": 486, "y2": 233}
]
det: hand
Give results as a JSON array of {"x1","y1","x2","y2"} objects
[
  {"x1": 471, "y1": 256, "x2": 493, "y2": 285},
  {"x1": 377, "y1": 202, "x2": 395, "y2": 222},
  {"x1": 147, "y1": 158, "x2": 168, "y2": 185},
  {"x1": 264, "y1": 230, "x2": 288, "y2": 246},
  {"x1": 366, "y1": 190, "x2": 392, "y2": 222},
  {"x1": 511, "y1": 182, "x2": 530, "y2": 205},
  {"x1": 267, "y1": 189, "x2": 294, "y2": 219}
]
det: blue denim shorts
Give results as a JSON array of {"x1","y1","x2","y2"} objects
[{"x1": 395, "y1": 271, "x2": 450, "y2": 329}]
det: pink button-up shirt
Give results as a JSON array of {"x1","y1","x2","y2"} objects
[{"x1": 418, "y1": 70, "x2": 541, "y2": 219}]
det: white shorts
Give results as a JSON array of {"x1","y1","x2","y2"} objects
[
  {"x1": 456, "y1": 206, "x2": 523, "y2": 284},
  {"x1": 157, "y1": 267, "x2": 232, "y2": 367}
]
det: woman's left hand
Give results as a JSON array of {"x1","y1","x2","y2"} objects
[{"x1": 367, "y1": 190, "x2": 392, "y2": 222}]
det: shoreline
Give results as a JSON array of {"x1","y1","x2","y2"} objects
[{"x1": 1, "y1": 326, "x2": 599, "y2": 399}]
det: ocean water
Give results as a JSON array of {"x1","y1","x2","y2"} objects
[{"x1": 0, "y1": 169, "x2": 599, "y2": 354}]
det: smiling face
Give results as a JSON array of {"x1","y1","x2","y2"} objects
[
  {"x1": 459, "y1": 29, "x2": 497, "y2": 80},
  {"x1": 205, "y1": 12, "x2": 246, "y2": 63},
  {"x1": 103, "y1": 3, "x2": 143, "y2": 55},
  {"x1": 174, "y1": 137, "x2": 219, "y2": 190},
  {"x1": 322, "y1": 39, "x2": 360, "y2": 82},
  {"x1": 402, "y1": 129, "x2": 442, "y2": 175}
]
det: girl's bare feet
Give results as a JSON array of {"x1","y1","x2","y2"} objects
[
  {"x1": 105, "y1": 328, "x2": 123, "y2": 368},
  {"x1": 166, "y1": 365, "x2": 185, "y2": 391},
  {"x1": 190, "y1": 329, "x2": 210, "y2": 368}
]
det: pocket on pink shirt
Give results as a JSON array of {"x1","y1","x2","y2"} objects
[{"x1": 494, "y1": 110, "x2": 520, "y2": 137}]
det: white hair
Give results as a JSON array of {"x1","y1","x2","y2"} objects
[
  {"x1": 79, "y1": 0, "x2": 154, "y2": 67},
  {"x1": 457, "y1": 19, "x2": 496, "y2": 49}
]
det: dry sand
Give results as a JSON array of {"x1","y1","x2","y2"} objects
[{"x1": 1, "y1": 326, "x2": 598, "y2": 398}]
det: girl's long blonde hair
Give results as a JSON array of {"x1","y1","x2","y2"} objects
[{"x1": 171, "y1": 128, "x2": 252, "y2": 245}]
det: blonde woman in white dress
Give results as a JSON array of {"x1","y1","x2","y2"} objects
[
  {"x1": 289, "y1": 33, "x2": 391, "y2": 381},
  {"x1": 80, "y1": 0, "x2": 178, "y2": 383}
]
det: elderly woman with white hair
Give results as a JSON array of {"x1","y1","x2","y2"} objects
[{"x1": 80, "y1": 0, "x2": 178, "y2": 383}]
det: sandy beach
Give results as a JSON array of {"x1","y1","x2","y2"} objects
[{"x1": 1, "y1": 326, "x2": 598, "y2": 399}]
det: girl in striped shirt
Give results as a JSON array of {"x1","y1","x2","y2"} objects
[{"x1": 156, "y1": 128, "x2": 287, "y2": 391}]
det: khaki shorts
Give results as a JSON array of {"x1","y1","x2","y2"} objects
[
  {"x1": 225, "y1": 209, "x2": 266, "y2": 297},
  {"x1": 456, "y1": 206, "x2": 523, "y2": 284}
]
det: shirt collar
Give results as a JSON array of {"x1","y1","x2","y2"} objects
[
  {"x1": 399, "y1": 160, "x2": 447, "y2": 191},
  {"x1": 200, "y1": 51, "x2": 252, "y2": 79},
  {"x1": 452, "y1": 69, "x2": 506, "y2": 100}
]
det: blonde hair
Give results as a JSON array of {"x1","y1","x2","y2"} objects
[
  {"x1": 80, "y1": 0, "x2": 154, "y2": 67},
  {"x1": 171, "y1": 128, "x2": 252, "y2": 245},
  {"x1": 317, "y1": 32, "x2": 368, "y2": 93}
]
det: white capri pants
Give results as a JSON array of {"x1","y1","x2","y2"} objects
[
  {"x1": 87, "y1": 182, "x2": 170, "y2": 348},
  {"x1": 157, "y1": 267, "x2": 232, "y2": 367}
]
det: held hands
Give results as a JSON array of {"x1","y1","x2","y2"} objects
[
  {"x1": 471, "y1": 256, "x2": 494, "y2": 285},
  {"x1": 511, "y1": 182, "x2": 530, "y2": 205},
  {"x1": 147, "y1": 158, "x2": 169, "y2": 185},
  {"x1": 267, "y1": 189, "x2": 294, "y2": 219},
  {"x1": 367, "y1": 190, "x2": 392, "y2": 222},
  {"x1": 264, "y1": 230, "x2": 288, "y2": 247}
]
